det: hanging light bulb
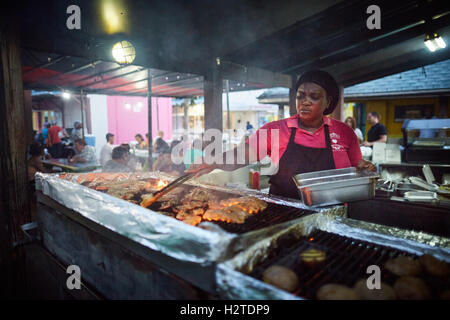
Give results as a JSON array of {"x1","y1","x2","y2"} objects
[{"x1": 112, "y1": 40, "x2": 136, "y2": 64}]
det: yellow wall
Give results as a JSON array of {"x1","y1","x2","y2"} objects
[{"x1": 349, "y1": 98, "x2": 444, "y2": 138}]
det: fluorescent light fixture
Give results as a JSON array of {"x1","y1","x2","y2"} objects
[
  {"x1": 112, "y1": 40, "x2": 136, "y2": 64},
  {"x1": 424, "y1": 33, "x2": 446, "y2": 52},
  {"x1": 62, "y1": 92, "x2": 71, "y2": 99}
]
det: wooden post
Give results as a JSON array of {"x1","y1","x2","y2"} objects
[
  {"x1": 203, "y1": 59, "x2": 223, "y2": 132},
  {"x1": 330, "y1": 85, "x2": 344, "y2": 121},
  {"x1": 147, "y1": 69, "x2": 153, "y2": 169},
  {"x1": 80, "y1": 89, "x2": 85, "y2": 139},
  {"x1": 0, "y1": 20, "x2": 31, "y2": 297},
  {"x1": 23, "y1": 90, "x2": 33, "y2": 144}
]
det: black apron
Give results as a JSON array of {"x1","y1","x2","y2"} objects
[{"x1": 269, "y1": 124, "x2": 336, "y2": 199}]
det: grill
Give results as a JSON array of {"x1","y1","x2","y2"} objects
[
  {"x1": 148, "y1": 186, "x2": 314, "y2": 234},
  {"x1": 210, "y1": 202, "x2": 313, "y2": 234},
  {"x1": 249, "y1": 230, "x2": 450, "y2": 299}
]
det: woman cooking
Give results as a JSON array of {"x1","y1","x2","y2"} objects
[{"x1": 189, "y1": 70, "x2": 376, "y2": 199}]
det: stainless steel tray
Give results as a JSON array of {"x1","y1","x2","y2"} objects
[{"x1": 293, "y1": 167, "x2": 379, "y2": 206}]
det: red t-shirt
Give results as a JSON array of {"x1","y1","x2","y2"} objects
[
  {"x1": 246, "y1": 115, "x2": 362, "y2": 168},
  {"x1": 48, "y1": 125, "x2": 62, "y2": 144}
]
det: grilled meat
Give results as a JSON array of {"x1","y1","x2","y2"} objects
[
  {"x1": 181, "y1": 187, "x2": 218, "y2": 203},
  {"x1": 203, "y1": 205, "x2": 250, "y2": 224},
  {"x1": 175, "y1": 210, "x2": 203, "y2": 226},
  {"x1": 220, "y1": 196, "x2": 267, "y2": 214}
]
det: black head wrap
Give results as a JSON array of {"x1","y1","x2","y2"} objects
[{"x1": 295, "y1": 70, "x2": 339, "y2": 115}]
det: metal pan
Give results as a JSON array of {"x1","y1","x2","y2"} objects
[{"x1": 293, "y1": 167, "x2": 379, "y2": 206}]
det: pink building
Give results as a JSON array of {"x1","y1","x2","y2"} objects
[{"x1": 107, "y1": 96, "x2": 172, "y2": 144}]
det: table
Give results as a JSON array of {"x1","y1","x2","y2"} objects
[{"x1": 43, "y1": 159, "x2": 100, "y2": 173}]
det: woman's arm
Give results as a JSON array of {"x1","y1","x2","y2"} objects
[
  {"x1": 187, "y1": 142, "x2": 254, "y2": 176},
  {"x1": 362, "y1": 135, "x2": 387, "y2": 147}
]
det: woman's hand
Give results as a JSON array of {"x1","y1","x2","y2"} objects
[
  {"x1": 356, "y1": 159, "x2": 376, "y2": 172},
  {"x1": 362, "y1": 141, "x2": 372, "y2": 147}
]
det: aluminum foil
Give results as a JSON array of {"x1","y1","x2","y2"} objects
[
  {"x1": 217, "y1": 211, "x2": 450, "y2": 299},
  {"x1": 36, "y1": 172, "x2": 235, "y2": 264},
  {"x1": 34, "y1": 172, "x2": 325, "y2": 265}
]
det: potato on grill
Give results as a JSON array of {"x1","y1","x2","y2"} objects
[
  {"x1": 262, "y1": 265, "x2": 299, "y2": 292},
  {"x1": 394, "y1": 276, "x2": 431, "y2": 300},
  {"x1": 419, "y1": 254, "x2": 449, "y2": 278},
  {"x1": 384, "y1": 256, "x2": 422, "y2": 277},
  {"x1": 353, "y1": 279, "x2": 396, "y2": 300},
  {"x1": 316, "y1": 284, "x2": 361, "y2": 300}
]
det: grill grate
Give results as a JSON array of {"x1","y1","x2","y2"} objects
[
  {"x1": 211, "y1": 202, "x2": 313, "y2": 234},
  {"x1": 249, "y1": 230, "x2": 450, "y2": 299}
]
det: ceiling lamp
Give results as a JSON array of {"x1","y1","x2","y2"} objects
[
  {"x1": 112, "y1": 40, "x2": 136, "y2": 64},
  {"x1": 62, "y1": 91, "x2": 71, "y2": 99},
  {"x1": 424, "y1": 33, "x2": 446, "y2": 52}
]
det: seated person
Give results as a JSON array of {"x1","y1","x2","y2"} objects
[
  {"x1": 100, "y1": 133, "x2": 115, "y2": 166},
  {"x1": 71, "y1": 121, "x2": 83, "y2": 142},
  {"x1": 153, "y1": 135, "x2": 169, "y2": 154},
  {"x1": 362, "y1": 112, "x2": 387, "y2": 147},
  {"x1": 120, "y1": 143, "x2": 142, "y2": 171},
  {"x1": 69, "y1": 138, "x2": 98, "y2": 164},
  {"x1": 152, "y1": 131, "x2": 167, "y2": 151},
  {"x1": 152, "y1": 140, "x2": 185, "y2": 176},
  {"x1": 103, "y1": 147, "x2": 134, "y2": 173},
  {"x1": 135, "y1": 134, "x2": 148, "y2": 150},
  {"x1": 27, "y1": 142, "x2": 52, "y2": 182}
]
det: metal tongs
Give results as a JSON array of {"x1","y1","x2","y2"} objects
[{"x1": 141, "y1": 169, "x2": 208, "y2": 208}]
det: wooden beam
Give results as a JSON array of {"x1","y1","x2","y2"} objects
[
  {"x1": 220, "y1": 61, "x2": 292, "y2": 88},
  {"x1": 0, "y1": 20, "x2": 31, "y2": 297},
  {"x1": 203, "y1": 60, "x2": 223, "y2": 131}
]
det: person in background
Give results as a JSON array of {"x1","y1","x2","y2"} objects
[
  {"x1": 152, "y1": 140, "x2": 186, "y2": 176},
  {"x1": 48, "y1": 120, "x2": 68, "y2": 158},
  {"x1": 42, "y1": 122, "x2": 51, "y2": 147},
  {"x1": 153, "y1": 134, "x2": 169, "y2": 154},
  {"x1": 120, "y1": 143, "x2": 142, "y2": 171},
  {"x1": 246, "y1": 121, "x2": 255, "y2": 135},
  {"x1": 100, "y1": 133, "x2": 115, "y2": 166},
  {"x1": 102, "y1": 147, "x2": 134, "y2": 173},
  {"x1": 152, "y1": 130, "x2": 167, "y2": 152},
  {"x1": 27, "y1": 142, "x2": 52, "y2": 182},
  {"x1": 69, "y1": 138, "x2": 98, "y2": 164},
  {"x1": 71, "y1": 121, "x2": 83, "y2": 141},
  {"x1": 135, "y1": 134, "x2": 148, "y2": 150},
  {"x1": 419, "y1": 106, "x2": 438, "y2": 138},
  {"x1": 345, "y1": 116, "x2": 363, "y2": 143},
  {"x1": 362, "y1": 112, "x2": 387, "y2": 147},
  {"x1": 183, "y1": 139, "x2": 204, "y2": 170}
]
